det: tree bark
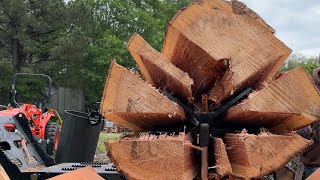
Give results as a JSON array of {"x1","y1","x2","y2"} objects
[{"x1": 12, "y1": 37, "x2": 20, "y2": 72}]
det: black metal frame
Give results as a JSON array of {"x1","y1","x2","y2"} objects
[
  {"x1": 0, "y1": 113, "x2": 124, "y2": 180},
  {"x1": 163, "y1": 87, "x2": 252, "y2": 179},
  {"x1": 17, "y1": 163, "x2": 125, "y2": 179},
  {"x1": 164, "y1": 87, "x2": 252, "y2": 134}
]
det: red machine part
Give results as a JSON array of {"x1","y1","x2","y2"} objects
[{"x1": 0, "y1": 104, "x2": 55, "y2": 140}]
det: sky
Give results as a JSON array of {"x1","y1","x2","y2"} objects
[{"x1": 241, "y1": 0, "x2": 320, "y2": 57}]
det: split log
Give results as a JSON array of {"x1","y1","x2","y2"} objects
[
  {"x1": 306, "y1": 167, "x2": 320, "y2": 180},
  {"x1": 100, "y1": 61, "x2": 186, "y2": 132},
  {"x1": 0, "y1": 165, "x2": 9, "y2": 180},
  {"x1": 128, "y1": 33, "x2": 194, "y2": 102},
  {"x1": 213, "y1": 138, "x2": 232, "y2": 176},
  {"x1": 225, "y1": 68, "x2": 320, "y2": 134},
  {"x1": 106, "y1": 133, "x2": 198, "y2": 180},
  {"x1": 48, "y1": 166, "x2": 104, "y2": 180},
  {"x1": 224, "y1": 132, "x2": 312, "y2": 179},
  {"x1": 162, "y1": 0, "x2": 291, "y2": 103}
]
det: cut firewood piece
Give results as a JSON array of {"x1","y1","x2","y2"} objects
[
  {"x1": 162, "y1": 0, "x2": 291, "y2": 102},
  {"x1": 100, "y1": 61, "x2": 186, "y2": 132},
  {"x1": 224, "y1": 132, "x2": 312, "y2": 179},
  {"x1": 106, "y1": 133, "x2": 198, "y2": 180},
  {"x1": 0, "y1": 165, "x2": 9, "y2": 180},
  {"x1": 225, "y1": 68, "x2": 320, "y2": 134},
  {"x1": 213, "y1": 138, "x2": 232, "y2": 176},
  {"x1": 128, "y1": 33, "x2": 194, "y2": 102},
  {"x1": 48, "y1": 166, "x2": 104, "y2": 180}
]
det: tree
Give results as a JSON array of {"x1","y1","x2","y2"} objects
[
  {"x1": 59, "y1": 0, "x2": 192, "y2": 107},
  {"x1": 0, "y1": 0, "x2": 69, "y2": 72},
  {"x1": 0, "y1": 0, "x2": 192, "y2": 108},
  {"x1": 281, "y1": 54, "x2": 319, "y2": 74}
]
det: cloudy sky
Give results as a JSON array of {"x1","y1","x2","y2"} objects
[{"x1": 241, "y1": 0, "x2": 320, "y2": 57}]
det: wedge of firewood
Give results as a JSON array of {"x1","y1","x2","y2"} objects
[
  {"x1": 225, "y1": 68, "x2": 320, "y2": 134},
  {"x1": 213, "y1": 138, "x2": 232, "y2": 176},
  {"x1": 106, "y1": 133, "x2": 198, "y2": 180},
  {"x1": 224, "y1": 132, "x2": 312, "y2": 179},
  {"x1": 128, "y1": 33, "x2": 194, "y2": 102},
  {"x1": 100, "y1": 61, "x2": 186, "y2": 132}
]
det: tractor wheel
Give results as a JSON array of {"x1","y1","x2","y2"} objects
[{"x1": 45, "y1": 121, "x2": 60, "y2": 155}]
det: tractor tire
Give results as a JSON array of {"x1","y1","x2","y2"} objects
[{"x1": 44, "y1": 121, "x2": 59, "y2": 156}]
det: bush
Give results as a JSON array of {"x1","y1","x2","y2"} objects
[{"x1": 281, "y1": 54, "x2": 319, "y2": 74}]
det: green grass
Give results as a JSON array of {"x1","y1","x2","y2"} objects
[{"x1": 96, "y1": 132, "x2": 122, "y2": 153}]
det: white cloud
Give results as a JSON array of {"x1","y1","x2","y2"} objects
[{"x1": 241, "y1": 0, "x2": 320, "y2": 57}]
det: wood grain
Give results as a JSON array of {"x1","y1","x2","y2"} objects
[
  {"x1": 0, "y1": 165, "x2": 9, "y2": 180},
  {"x1": 224, "y1": 132, "x2": 312, "y2": 179},
  {"x1": 162, "y1": 0, "x2": 291, "y2": 103},
  {"x1": 100, "y1": 61, "x2": 186, "y2": 132},
  {"x1": 106, "y1": 133, "x2": 198, "y2": 180},
  {"x1": 128, "y1": 33, "x2": 194, "y2": 102},
  {"x1": 213, "y1": 138, "x2": 232, "y2": 176},
  {"x1": 225, "y1": 68, "x2": 320, "y2": 134},
  {"x1": 48, "y1": 166, "x2": 103, "y2": 180}
]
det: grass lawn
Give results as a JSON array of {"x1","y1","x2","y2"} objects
[{"x1": 96, "y1": 132, "x2": 122, "y2": 153}]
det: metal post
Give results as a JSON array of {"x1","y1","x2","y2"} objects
[{"x1": 201, "y1": 146, "x2": 208, "y2": 180}]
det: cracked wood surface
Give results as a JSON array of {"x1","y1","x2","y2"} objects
[
  {"x1": 225, "y1": 68, "x2": 320, "y2": 134},
  {"x1": 224, "y1": 132, "x2": 312, "y2": 179},
  {"x1": 128, "y1": 33, "x2": 194, "y2": 102},
  {"x1": 100, "y1": 61, "x2": 185, "y2": 132},
  {"x1": 106, "y1": 133, "x2": 198, "y2": 180},
  {"x1": 162, "y1": 0, "x2": 291, "y2": 103}
]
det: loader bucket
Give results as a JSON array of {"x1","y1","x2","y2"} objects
[{"x1": 55, "y1": 110, "x2": 102, "y2": 163}]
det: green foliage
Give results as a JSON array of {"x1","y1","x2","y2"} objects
[
  {"x1": 58, "y1": 0, "x2": 192, "y2": 107},
  {"x1": 97, "y1": 132, "x2": 122, "y2": 153},
  {"x1": 281, "y1": 54, "x2": 319, "y2": 74},
  {"x1": 14, "y1": 76, "x2": 49, "y2": 105},
  {"x1": 0, "y1": 0, "x2": 69, "y2": 71},
  {"x1": 0, "y1": 0, "x2": 192, "y2": 108},
  {"x1": 0, "y1": 59, "x2": 13, "y2": 104}
]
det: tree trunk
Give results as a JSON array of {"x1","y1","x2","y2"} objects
[
  {"x1": 162, "y1": 0, "x2": 291, "y2": 103},
  {"x1": 100, "y1": 1, "x2": 318, "y2": 179},
  {"x1": 12, "y1": 38, "x2": 20, "y2": 72}
]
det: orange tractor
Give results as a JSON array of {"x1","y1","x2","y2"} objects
[{"x1": 0, "y1": 73, "x2": 60, "y2": 155}]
